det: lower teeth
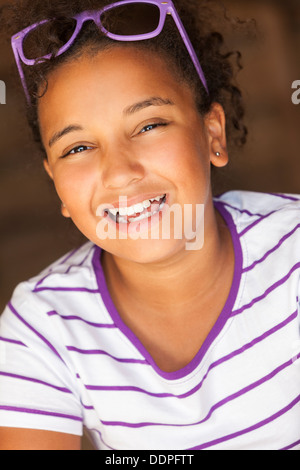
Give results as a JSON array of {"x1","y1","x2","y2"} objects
[{"x1": 128, "y1": 211, "x2": 156, "y2": 223}]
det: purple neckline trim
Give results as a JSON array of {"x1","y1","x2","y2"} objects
[{"x1": 92, "y1": 201, "x2": 243, "y2": 381}]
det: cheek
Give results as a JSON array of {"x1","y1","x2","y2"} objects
[
  {"x1": 52, "y1": 161, "x2": 97, "y2": 206},
  {"x1": 151, "y1": 132, "x2": 209, "y2": 183}
]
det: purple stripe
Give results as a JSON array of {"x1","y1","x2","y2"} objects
[
  {"x1": 34, "y1": 248, "x2": 83, "y2": 289},
  {"x1": 83, "y1": 311, "x2": 297, "y2": 399},
  {"x1": 231, "y1": 262, "x2": 300, "y2": 317},
  {"x1": 280, "y1": 439, "x2": 300, "y2": 450},
  {"x1": 0, "y1": 371, "x2": 72, "y2": 394},
  {"x1": 59, "y1": 246, "x2": 82, "y2": 265},
  {"x1": 215, "y1": 200, "x2": 266, "y2": 218},
  {"x1": 47, "y1": 310, "x2": 116, "y2": 328},
  {"x1": 65, "y1": 245, "x2": 95, "y2": 274},
  {"x1": 98, "y1": 355, "x2": 300, "y2": 428},
  {"x1": 0, "y1": 336, "x2": 27, "y2": 347},
  {"x1": 81, "y1": 401, "x2": 95, "y2": 410},
  {"x1": 189, "y1": 394, "x2": 300, "y2": 450},
  {"x1": 239, "y1": 210, "x2": 276, "y2": 237},
  {"x1": 66, "y1": 346, "x2": 148, "y2": 364},
  {"x1": 243, "y1": 223, "x2": 300, "y2": 273},
  {"x1": 267, "y1": 192, "x2": 300, "y2": 202},
  {"x1": 34, "y1": 269, "x2": 54, "y2": 290},
  {"x1": 8, "y1": 302, "x2": 66, "y2": 364},
  {"x1": 87, "y1": 427, "x2": 116, "y2": 450},
  {"x1": 84, "y1": 383, "x2": 172, "y2": 396},
  {"x1": 33, "y1": 286, "x2": 100, "y2": 293},
  {"x1": 0, "y1": 405, "x2": 82, "y2": 422},
  {"x1": 215, "y1": 200, "x2": 278, "y2": 238},
  {"x1": 34, "y1": 246, "x2": 94, "y2": 290}
]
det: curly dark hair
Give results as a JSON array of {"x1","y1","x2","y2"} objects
[{"x1": 1, "y1": 0, "x2": 249, "y2": 159}]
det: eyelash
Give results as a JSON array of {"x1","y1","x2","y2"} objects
[
  {"x1": 139, "y1": 121, "x2": 168, "y2": 134},
  {"x1": 60, "y1": 145, "x2": 94, "y2": 159},
  {"x1": 59, "y1": 122, "x2": 169, "y2": 159}
]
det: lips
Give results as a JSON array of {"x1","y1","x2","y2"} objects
[{"x1": 104, "y1": 194, "x2": 167, "y2": 224}]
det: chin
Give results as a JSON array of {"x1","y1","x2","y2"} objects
[{"x1": 101, "y1": 237, "x2": 187, "y2": 265}]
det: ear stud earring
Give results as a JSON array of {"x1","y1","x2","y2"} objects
[{"x1": 215, "y1": 152, "x2": 220, "y2": 156}]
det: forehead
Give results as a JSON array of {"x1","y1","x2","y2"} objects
[{"x1": 37, "y1": 46, "x2": 195, "y2": 125}]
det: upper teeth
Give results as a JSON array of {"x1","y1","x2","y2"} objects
[{"x1": 107, "y1": 195, "x2": 164, "y2": 217}]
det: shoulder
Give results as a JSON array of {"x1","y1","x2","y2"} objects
[
  {"x1": 0, "y1": 244, "x2": 95, "y2": 440},
  {"x1": 1, "y1": 241, "x2": 102, "y2": 329},
  {"x1": 214, "y1": 190, "x2": 300, "y2": 277},
  {"x1": 214, "y1": 189, "x2": 300, "y2": 214},
  {"x1": 0, "y1": 240, "x2": 105, "y2": 383},
  {"x1": 14, "y1": 240, "x2": 98, "y2": 296},
  {"x1": 27, "y1": 240, "x2": 98, "y2": 290},
  {"x1": 214, "y1": 190, "x2": 300, "y2": 235}
]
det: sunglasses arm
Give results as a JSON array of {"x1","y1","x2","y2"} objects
[
  {"x1": 11, "y1": 40, "x2": 31, "y2": 104},
  {"x1": 167, "y1": 5, "x2": 209, "y2": 93}
]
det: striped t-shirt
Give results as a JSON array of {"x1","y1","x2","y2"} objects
[{"x1": 0, "y1": 190, "x2": 300, "y2": 450}]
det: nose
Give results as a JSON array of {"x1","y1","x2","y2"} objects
[{"x1": 101, "y1": 143, "x2": 145, "y2": 190}]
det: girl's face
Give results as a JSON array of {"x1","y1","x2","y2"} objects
[{"x1": 39, "y1": 46, "x2": 228, "y2": 263}]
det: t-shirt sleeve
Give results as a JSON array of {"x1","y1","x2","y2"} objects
[{"x1": 0, "y1": 283, "x2": 83, "y2": 436}]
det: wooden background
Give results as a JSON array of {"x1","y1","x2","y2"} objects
[{"x1": 0, "y1": 0, "x2": 300, "y2": 448}]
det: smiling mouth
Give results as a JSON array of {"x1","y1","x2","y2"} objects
[{"x1": 104, "y1": 194, "x2": 167, "y2": 224}]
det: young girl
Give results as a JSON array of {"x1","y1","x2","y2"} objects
[{"x1": 0, "y1": 0, "x2": 299, "y2": 451}]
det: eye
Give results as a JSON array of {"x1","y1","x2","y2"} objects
[
  {"x1": 60, "y1": 144, "x2": 94, "y2": 159},
  {"x1": 139, "y1": 122, "x2": 168, "y2": 134}
]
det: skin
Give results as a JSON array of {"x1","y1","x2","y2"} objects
[
  {"x1": 1, "y1": 46, "x2": 234, "y2": 450},
  {"x1": 0, "y1": 428, "x2": 81, "y2": 450}
]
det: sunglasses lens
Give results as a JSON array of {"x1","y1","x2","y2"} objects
[
  {"x1": 101, "y1": 3, "x2": 160, "y2": 36},
  {"x1": 23, "y1": 18, "x2": 77, "y2": 60}
]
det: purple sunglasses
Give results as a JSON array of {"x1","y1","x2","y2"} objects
[{"x1": 11, "y1": 0, "x2": 208, "y2": 104}]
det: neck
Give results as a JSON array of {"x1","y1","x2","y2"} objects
[{"x1": 102, "y1": 205, "x2": 234, "y2": 315}]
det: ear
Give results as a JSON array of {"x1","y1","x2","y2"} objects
[
  {"x1": 204, "y1": 102, "x2": 229, "y2": 168},
  {"x1": 43, "y1": 158, "x2": 71, "y2": 219},
  {"x1": 43, "y1": 158, "x2": 53, "y2": 179}
]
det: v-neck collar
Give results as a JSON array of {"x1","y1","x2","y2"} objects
[{"x1": 92, "y1": 200, "x2": 243, "y2": 381}]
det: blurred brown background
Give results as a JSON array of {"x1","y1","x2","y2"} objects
[
  {"x1": 0, "y1": 0, "x2": 299, "y2": 451},
  {"x1": 0, "y1": 0, "x2": 300, "y2": 312}
]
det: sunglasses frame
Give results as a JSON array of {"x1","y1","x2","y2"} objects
[{"x1": 11, "y1": 0, "x2": 208, "y2": 104}]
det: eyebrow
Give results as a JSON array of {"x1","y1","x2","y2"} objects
[
  {"x1": 123, "y1": 97, "x2": 174, "y2": 115},
  {"x1": 48, "y1": 124, "x2": 84, "y2": 148},
  {"x1": 48, "y1": 97, "x2": 174, "y2": 147}
]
